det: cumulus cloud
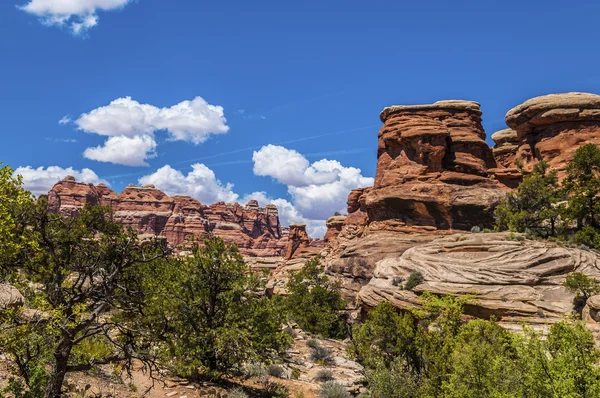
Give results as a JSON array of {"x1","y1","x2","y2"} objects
[
  {"x1": 14, "y1": 165, "x2": 107, "y2": 196},
  {"x1": 83, "y1": 135, "x2": 157, "y2": 166},
  {"x1": 18, "y1": 0, "x2": 132, "y2": 34},
  {"x1": 252, "y1": 145, "x2": 374, "y2": 220},
  {"x1": 75, "y1": 96, "x2": 228, "y2": 166},
  {"x1": 76, "y1": 96, "x2": 229, "y2": 143},
  {"x1": 252, "y1": 145, "x2": 339, "y2": 187},
  {"x1": 138, "y1": 164, "x2": 239, "y2": 205}
]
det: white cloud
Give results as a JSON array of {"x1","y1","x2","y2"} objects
[
  {"x1": 252, "y1": 145, "x2": 339, "y2": 187},
  {"x1": 76, "y1": 96, "x2": 229, "y2": 143},
  {"x1": 138, "y1": 164, "x2": 239, "y2": 205},
  {"x1": 18, "y1": 0, "x2": 132, "y2": 34},
  {"x1": 75, "y1": 96, "x2": 229, "y2": 167},
  {"x1": 252, "y1": 145, "x2": 374, "y2": 220},
  {"x1": 14, "y1": 165, "x2": 107, "y2": 196},
  {"x1": 83, "y1": 135, "x2": 157, "y2": 166},
  {"x1": 58, "y1": 115, "x2": 72, "y2": 125}
]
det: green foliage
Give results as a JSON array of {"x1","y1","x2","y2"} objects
[
  {"x1": 0, "y1": 164, "x2": 35, "y2": 274},
  {"x1": 564, "y1": 143, "x2": 600, "y2": 229},
  {"x1": 228, "y1": 388, "x2": 249, "y2": 398},
  {"x1": 142, "y1": 236, "x2": 292, "y2": 378},
  {"x1": 495, "y1": 160, "x2": 563, "y2": 237},
  {"x1": 320, "y1": 382, "x2": 350, "y2": 398},
  {"x1": 284, "y1": 256, "x2": 347, "y2": 339},
  {"x1": 563, "y1": 272, "x2": 600, "y2": 301},
  {"x1": 352, "y1": 298, "x2": 600, "y2": 398},
  {"x1": 0, "y1": 201, "x2": 170, "y2": 398},
  {"x1": 290, "y1": 367, "x2": 301, "y2": 380},
  {"x1": 403, "y1": 272, "x2": 424, "y2": 291}
]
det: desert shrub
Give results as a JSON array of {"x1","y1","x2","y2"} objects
[
  {"x1": 320, "y1": 382, "x2": 350, "y2": 398},
  {"x1": 267, "y1": 364, "x2": 285, "y2": 378},
  {"x1": 285, "y1": 256, "x2": 348, "y2": 339},
  {"x1": 264, "y1": 381, "x2": 290, "y2": 398},
  {"x1": 403, "y1": 272, "x2": 424, "y2": 291},
  {"x1": 315, "y1": 369, "x2": 335, "y2": 382},
  {"x1": 245, "y1": 362, "x2": 267, "y2": 379},
  {"x1": 291, "y1": 367, "x2": 302, "y2": 380},
  {"x1": 228, "y1": 388, "x2": 249, "y2": 398},
  {"x1": 470, "y1": 226, "x2": 481, "y2": 233},
  {"x1": 306, "y1": 338, "x2": 320, "y2": 349},
  {"x1": 310, "y1": 346, "x2": 333, "y2": 364}
]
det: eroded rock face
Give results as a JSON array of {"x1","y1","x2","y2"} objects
[
  {"x1": 365, "y1": 100, "x2": 509, "y2": 231},
  {"x1": 47, "y1": 178, "x2": 287, "y2": 257},
  {"x1": 358, "y1": 233, "x2": 600, "y2": 327},
  {"x1": 506, "y1": 92, "x2": 600, "y2": 176}
]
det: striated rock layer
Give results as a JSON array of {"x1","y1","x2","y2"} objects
[
  {"x1": 506, "y1": 92, "x2": 600, "y2": 177},
  {"x1": 366, "y1": 100, "x2": 509, "y2": 231},
  {"x1": 47, "y1": 177, "x2": 287, "y2": 257},
  {"x1": 358, "y1": 233, "x2": 600, "y2": 328}
]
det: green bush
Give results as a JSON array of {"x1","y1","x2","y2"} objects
[
  {"x1": 284, "y1": 256, "x2": 348, "y2": 339},
  {"x1": 403, "y1": 272, "x2": 424, "y2": 291},
  {"x1": 228, "y1": 388, "x2": 249, "y2": 398}
]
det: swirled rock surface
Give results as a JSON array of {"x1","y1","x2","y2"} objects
[
  {"x1": 47, "y1": 177, "x2": 287, "y2": 257},
  {"x1": 358, "y1": 233, "x2": 600, "y2": 326},
  {"x1": 506, "y1": 92, "x2": 600, "y2": 176}
]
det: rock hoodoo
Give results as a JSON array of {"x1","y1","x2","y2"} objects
[
  {"x1": 361, "y1": 100, "x2": 509, "y2": 231},
  {"x1": 506, "y1": 92, "x2": 600, "y2": 176},
  {"x1": 47, "y1": 177, "x2": 287, "y2": 257},
  {"x1": 491, "y1": 128, "x2": 519, "y2": 168}
]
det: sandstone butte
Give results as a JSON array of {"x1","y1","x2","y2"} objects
[
  {"x1": 45, "y1": 177, "x2": 307, "y2": 258},
  {"x1": 320, "y1": 92, "x2": 600, "y2": 333}
]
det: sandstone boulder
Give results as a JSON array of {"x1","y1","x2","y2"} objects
[{"x1": 0, "y1": 285, "x2": 24, "y2": 309}]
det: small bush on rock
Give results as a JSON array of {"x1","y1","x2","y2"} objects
[
  {"x1": 315, "y1": 369, "x2": 335, "y2": 382},
  {"x1": 310, "y1": 346, "x2": 333, "y2": 364},
  {"x1": 320, "y1": 382, "x2": 350, "y2": 398},
  {"x1": 306, "y1": 338, "x2": 320, "y2": 349},
  {"x1": 403, "y1": 272, "x2": 424, "y2": 291},
  {"x1": 267, "y1": 364, "x2": 285, "y2": 378}
]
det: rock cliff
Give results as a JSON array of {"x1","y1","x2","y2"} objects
[{"x1": 47, "y1": 177, "x2": 287, "y2": 257}]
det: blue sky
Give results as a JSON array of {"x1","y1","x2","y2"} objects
[{"x1": 2, "y1": 0, "x2": 600, "y2": 236}]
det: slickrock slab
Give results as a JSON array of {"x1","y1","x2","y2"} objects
[{"x1": 358, "y1": 233, "x2": 600, "y2": 326}]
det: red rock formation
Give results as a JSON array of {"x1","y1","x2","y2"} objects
[
  {"x1": 284, "y1": 224, "x2": 311, "y2": 260},
  {"x1": 506, "y1": 92, "x2": 600, "y2": 177},
  {"x1": 323, "y1": 216, "x2": 346, "y2": 243},
  {"x1": 360, "y1": 100, "x2": 509, "y2": 231},
  {"x1": 47, "y1": 178, "x2": 287, "y2": 257}
]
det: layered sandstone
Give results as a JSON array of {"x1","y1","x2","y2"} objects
[
  {"x1": 47, "y1": 177, "x2": 287, "y2": 257},
  {"x1": 358, "y1": 232, "x2": 600, "y2": 328},
  {"x1": 365, "y1": 100, "x2": 509, "y2": 231},
  {"x1": 324, "y1": 216, "x2": 346, "y2": 243},
  {"x1": 506, "y1": 92, "x2": 600, "y2": 176}
]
